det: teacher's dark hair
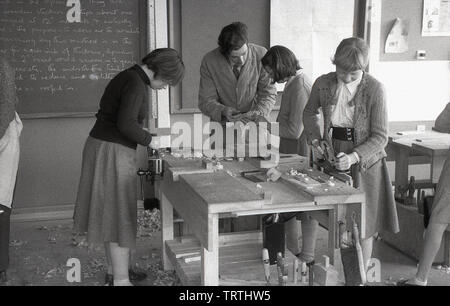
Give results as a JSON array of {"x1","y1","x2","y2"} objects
[
  {"x1": 142, "y1": 48, "x2": 185, "y2": 85},
  {"x1": 262, "y1": 45, "x2": 301, "y2": 83},
  {"x1": 218, "y1": 22, "x2": 248, "y2": 56}
]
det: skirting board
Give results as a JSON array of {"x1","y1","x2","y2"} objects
[{"x1": 11, "y1": 201, "x2": 146, "y2": 223}]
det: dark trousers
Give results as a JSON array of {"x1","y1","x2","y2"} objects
[{"x1": 0, "y1": 204, "x2": 11, "y2": 271}]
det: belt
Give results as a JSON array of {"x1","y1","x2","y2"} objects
[{"x1": 331, "y1": 127, "x2": 355, "y2": 142}]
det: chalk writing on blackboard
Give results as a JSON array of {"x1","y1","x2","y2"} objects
[{"x1": 0, "y1": 0, "x2": 142, "y2": 114}]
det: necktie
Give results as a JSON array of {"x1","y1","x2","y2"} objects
[{"x1": 233, "y1": 65, "x2": 240, "y2": 79}]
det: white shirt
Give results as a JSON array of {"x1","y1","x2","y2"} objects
[
  {"x1": 0, "y1": 113, "x2": 22, "y2": 208},
  {"x1": 331, "y1": 75, "x2": 363, "y2": 128}
]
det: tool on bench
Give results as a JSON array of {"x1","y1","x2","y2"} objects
[
  {"x1": 312, "y1": 140, "x2": 353, "y2": 185},
  {"x1": 396, "y1": 176, "x2": 436, "y2": 206},
  {"x1": 276, "y1": 252, "x2": 287, "y2": 286},
  {"x1": 352, "y1": 213, "x2": 367, "y2": 285},
  {"x1": 300, "y1": 262, "x2": 307, "y2": 283},
  {"x1": 241, "y1": 170, "x2": 267, "y2": 183},
  {"x1": 262, "y1": 248, "x2": 271, "y2": 285},
  {"x1": 339, "y1": 216, "x2": 366, "y2": 286},
  {"x1": 137, "y1": 147, "x2": 165, "y2": 210},
  {"x1": 293, "y1": 259, "x2": 299, "y2": 284},
  {"x1": 262, "y1": 214, "x2": 285, "y2": 265}
]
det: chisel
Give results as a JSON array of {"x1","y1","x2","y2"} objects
[{"x1": 262, "y1": 248, "x2": 271, "y2": 286}]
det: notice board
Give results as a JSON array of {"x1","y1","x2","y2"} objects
[{"x1": 0, "y1": 0, "x2": 146, "y2": 117}]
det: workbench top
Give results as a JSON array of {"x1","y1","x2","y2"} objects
[{"x1": 162, "y1": 153, "x2": 364, "y2": 213}]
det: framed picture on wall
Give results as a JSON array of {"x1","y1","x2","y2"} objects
[{"x1": 422, "y1": 0, "x2": 450, "y2": 36}]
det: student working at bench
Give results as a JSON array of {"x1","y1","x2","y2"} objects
[
  {"x1": 399, "y1": 103, "x2": 450, "y2": 286},
  {"x1": 261, "y1": 46, "x2": 318, "y2": 266},
  {"x1": 73, "y1": 48, "x2": 185, "y2": 286},
  {"x1": 303, "y1": 37, "x2": 400, "y2": 273}
]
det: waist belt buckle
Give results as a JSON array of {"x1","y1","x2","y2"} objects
[{"x1": 346, "y1": 128, "x2": 353, "y2": 141}]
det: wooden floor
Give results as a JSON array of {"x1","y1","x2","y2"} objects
[{"x1": 165, "y1": 235, "x2": 327, "y2": 286}]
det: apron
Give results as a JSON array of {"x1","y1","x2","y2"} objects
[{"x1": 0, "y1": 113, "x2": 22, "y2": 208}]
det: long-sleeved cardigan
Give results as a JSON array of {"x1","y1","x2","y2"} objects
[
  {"x1": 198, "y1": 44, "x2": 277, "y2": 122},
  {"x1": 303, "y1": 72, "x2": 388, "y2": 172},
  {"x1": 277, "y1": 71, "x2": 311, "y2": 140},
  {"x1": 303, "y1": 71, "x2": 399, "y2": 236}
]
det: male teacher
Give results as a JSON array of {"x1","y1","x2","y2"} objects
[{"x1": 198, "y1": 22, "x2": 277, "y2": 123}]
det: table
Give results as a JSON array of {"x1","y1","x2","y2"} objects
[
  {"x1": 156, "y1": 154, "x2": 366, "y2": 286},
  {"x1": 388, "y1": 130, "x2": 450, "y2": 190}
]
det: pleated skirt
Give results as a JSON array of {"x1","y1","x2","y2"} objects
[
  {"x1": 73, "y1": 136, "x2": 138, "y2": 248},
  {"x1": 333, "y1": 139, "x2": 400, "y2": 238}
]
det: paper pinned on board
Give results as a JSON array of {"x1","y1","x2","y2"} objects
[{"x1": 385, "y1": 18, "x2": 410, "y2": 54}]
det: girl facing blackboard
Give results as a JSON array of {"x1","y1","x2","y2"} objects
[{"x1": 73, "y1": 48, "x2": 184, "y2": 286}]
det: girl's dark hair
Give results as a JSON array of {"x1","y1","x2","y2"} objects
[
  {"x1": 218, "y1": 22, "x2": 248, "y2": 56},
  {"x1": 332, "y1": 37, "x2": 370, "y2": 72},
  {"x1": 261, "y1": 45, "x2": 301, "y2": 82},
  {"x1": 142, "y1": 48, "x2": 185, "y2": 85}
]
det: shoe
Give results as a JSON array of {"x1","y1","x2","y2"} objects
[
  {"x1": 128, "y1": 269, "x2": 147, "y2": 282},
  {"x1": 0, "y1": 271, "x2": 7, "y2": 284},
  {"x1": 104, "y1": 269, "x2": 147, "y2": 285}
]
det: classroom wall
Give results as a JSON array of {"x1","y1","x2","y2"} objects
[
  {"x1": 13, "y1": 0, "x2": 448, "y2": 213},
  {"x1": 14, "y1": 118, "x2": 93, "y2": 210},
  {"x1": 370, "y1": 0, "x2": 450, "y2": 122}
]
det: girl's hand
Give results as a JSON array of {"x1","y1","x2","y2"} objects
[
  {"x1": 149, "y1": 136, "x2": 161, "y2": 150},
  {"x1": 312, "y1": 139, "x2": 325, "y2": 160},
  {"x1": 334, "y1": 152, "x2": 359, "y2": 171}
]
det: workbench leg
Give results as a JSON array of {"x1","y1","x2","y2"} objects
[
  {"x1": 360, "y1": 200, "x2": 366, "y2": 240},
  {"x1": 161, "y1": 192, "x2": 174, "y2": 271},
  {"x1": 394, "y1": 147, "x2": 410, "y2": 192},
  {"x1": 201, "y1": 214, "x2": 219, "y2": 286},
  {"x1": 431, "y1": 155, "x2": 446, "y2": 184},
  {"x1": 444, "y1": 231, "x2": 450, "y2": 267},
  {"x1": 328, "y1": 208, "x2": 337, "y2": 266}
]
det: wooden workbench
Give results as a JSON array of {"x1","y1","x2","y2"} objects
[
  {"x1": 389, "y1": 130, "x2": 450, "y2": 189},
  {"x1": 384, "y1": 130, "x2": 450, "y2": 266},
  {"x1": 156, "y1": 154, "x2": 366, "y2": 286}
]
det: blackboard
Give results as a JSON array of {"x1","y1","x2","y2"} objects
[{"x1": 0, "y1": 0, "x2": 146, "y2": 117}]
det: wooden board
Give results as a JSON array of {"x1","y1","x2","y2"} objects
[
  {"x1": 392, "y1": 131, "x2": 450, "y2": 149},
  {"x1": 165, "y1": 239, "x2": 332, "y2": 286},
  {"x1": 179, "y1": 172, "x2": 266, "y2": 214},
  {"x1": 280, "y1": 171, "x2": 365, "y2": 206}
]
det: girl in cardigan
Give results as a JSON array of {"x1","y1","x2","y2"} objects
[
  {"x1": 0, "y1": 58, "x2": 23, "y2": 284},
  {"x1": 73, "y1": 48, "x2": 184, "y2": 286},
  {"x1": 261, "y1": 46, "x2": 318, "y2": 264},
  {"x1": 303, "y1": 38, "x2": 399, "y2": 277}
]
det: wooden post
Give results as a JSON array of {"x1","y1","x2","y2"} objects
[
  {"x1": 328, "y1": 208, "x2": 337, "y2": 265},
  {"x1": 444, "y1": 229, "x2": 450, "y2": 267},
  {"x1": 201, "y1": 214, "x2": 219, "y2": 286},
  {"x1": 161, "y1": 192, "x2": 174, "y2": 271},
  {"x1": 394, "y1": 146, "x2": 410, "y2": 192},
  {"x1": 431, "y1": 155, "x2": 446, "y2": 184}
]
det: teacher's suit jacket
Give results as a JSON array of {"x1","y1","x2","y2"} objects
[{"x1": 198, "y1": 44, "x2": 277, "y2": 122}]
